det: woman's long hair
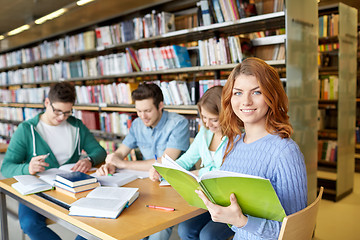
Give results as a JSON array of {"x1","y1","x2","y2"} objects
[{"x1": 220, "y1": 57, "x2": 293, "y2": 159}]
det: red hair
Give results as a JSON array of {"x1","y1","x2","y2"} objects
[{"x1": 220, "y1": 57, "x2": 293, "y2": 159}]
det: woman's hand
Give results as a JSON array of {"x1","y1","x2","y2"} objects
[{"x1": 195, "y1": 190, "x2": 248, "y2": 228}]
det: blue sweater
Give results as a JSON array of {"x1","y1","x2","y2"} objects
[{"x1": 221, "y1": 133, "x2": 307, "y2": 240}]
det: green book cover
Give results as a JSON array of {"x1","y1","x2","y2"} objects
[{"x1": 153, "y1": 155, "x2": 286, "y2": 222}]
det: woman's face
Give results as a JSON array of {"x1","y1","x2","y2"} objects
[
  {"x1": 231, "y1": 74, "x2": 269, "y2": 129},
  {"x1": 201, "y1": 107, "x2": 221, "y2": 134}
]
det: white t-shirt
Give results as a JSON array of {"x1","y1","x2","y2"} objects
[{"x1": 36, "y1": 120, "x2": 77, "y2": 165}]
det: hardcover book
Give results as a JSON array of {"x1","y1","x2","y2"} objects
[
  {"x1": 55, "y1": 181, "x2": 100, "y2": 193},
  {"x1": 55, "y1": 171, "x2": 97, "y2": 187},
  {"x1": 153, "y1": 154, "x2": 286, "y2": 222}
]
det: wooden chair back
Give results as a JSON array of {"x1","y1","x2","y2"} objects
[{"x1": 278, "y1": 187, "x2": 324, "y2": 240}]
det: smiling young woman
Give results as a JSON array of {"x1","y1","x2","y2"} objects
[{"x1": 195, "y1": 57, "x2": 307, "y2": 240}]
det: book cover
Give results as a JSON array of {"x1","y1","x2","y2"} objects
[
  {"x1": 153, "y1": 155, "x2": 286, "y2": 222},
  {"x1": 55, "y1": 181, "x2": 100, "y2": 193},
  {"x1": 171, "y1": 45, "x2": 192, "y2": 68},
  {"x1": 55, "y1": 171, "x2": 97, "y2": 187},
  {"x1": 212, "y1": 0, "x2": 225, "y2": 23},
  {"x1": 69, "y1": 187, "x2": 139, "y2": 219}
]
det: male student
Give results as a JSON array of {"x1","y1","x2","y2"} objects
[
  {"x1": 96, "y1": 83, "x2": 190, "y2": 240},
  {"x1": 96, "y1": 83, "x2": 190, "y2": 174},
  {"x1": 1, "y1": 82, "x2": 107, "y2": 240}
]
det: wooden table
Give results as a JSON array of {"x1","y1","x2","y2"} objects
[{"x1": 0, "y1": 178, "x2": 205, "y2": 240}]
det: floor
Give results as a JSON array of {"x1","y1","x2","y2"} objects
[{"x1": 1, "y1": 152, "x2": 359, "y2": 240}]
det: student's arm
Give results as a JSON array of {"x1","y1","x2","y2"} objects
[
  {"x1": 72, "y1": 120, "x2": 107, "y2": 173},
  {"x1": 78, "y1": 120, "x2": 107, "y2": 166},
  {"x1": 1, "y1": 123, "x2": 35, "y2": 178}
]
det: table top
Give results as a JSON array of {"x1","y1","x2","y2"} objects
[{"x1": 0, "y1": 177, "x2": 206, "y2": 240}]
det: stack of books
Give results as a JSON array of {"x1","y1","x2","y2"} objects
[{"x1": 55, "y1": 171, "x2": 100, "y2": 199}]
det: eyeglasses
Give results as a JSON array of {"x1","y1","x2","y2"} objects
[{"x1": 50, "y1": 102, "x2": 73, "y2": 117}]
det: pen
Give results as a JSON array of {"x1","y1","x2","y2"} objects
[
  {"x1": 108, "y1": 173, "x2": 113, "y2": 176},
  {"x1": 146, "y1": 205, "x2": 175, "y2": 211},
  {"x1": 154, "y1": 154, "x2": 157, "y2": 163}
]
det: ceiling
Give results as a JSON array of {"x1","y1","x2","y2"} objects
[
  {"x1": 0, "y1": 0, "x2": 77, "y2": 36},
  {"x1": 0, "y1": 0, "x2": 359, "y2": 51}
]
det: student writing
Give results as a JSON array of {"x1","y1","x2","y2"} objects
[{"x1": 1, "y1": 82, "x2": 107, "y2": 240}]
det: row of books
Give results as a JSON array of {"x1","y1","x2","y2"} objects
[
  {"x1": 0, "y1": 44, "x2": 192, "y2": 85},
  {"x1": 0, "y1": 11, "x2": 175, "y2": 69},
  {"x1": 74, "y1": 108, "x2": 203, "y2": 140},
  {"x1": 0, "y1": 107, "x2": 42, "y2": 122},
  {"x1": 75, "y1": 82, "x2": 139, "y2": 105},
  {"x1": 319, "y1": 75, "x2": 338, "y2": 100},
  {"x1": 198, "y1": 0, "x2": 283, "y2": 26},
  {"x1": 74, "y1": 110, "x2": 133, "y2": 136},
  {"x1": 0, "y1": 87, "x2": 49, "y2": 104},
  {"x1": 95, "y1": 11, "x2": 175, "y2": 47},
  {"x1": 0, "y1": 77, "x2": 227, "y2": 107},
  {"x1": 98, "y1": 140, "x2": 138, "y2": 161},
  {"x1": 0, "y1": 53, "x2": 133, "y2": 85},
  {"x1": 158, "y1": 81, "x2": 192, "y2": 106},
  {"x1": 198, "y1": 36, "x2": 246, "y2": 66},
  {"x1": 0, "y1": 31, "x2": 95, "y2": 68},
  {"x1": 319, "y1": 14, "x2": 339, "y2": 38},
  {"x1": 197, "y1": 0, "x2": 255, "y2": 26},
  {"x1": 0, "y1": 122, "x2": 17, "y2": 138},
  {"x1": 318, "y1": 43, "x2": 339, "y2": 52},
  {"x1": 199, "y1": 79, "x2": 227, "y2": 98},
  {"x1": 75, "y1": 80, "x2": 195, "y2": 106},
  {"x1": 318, "y1": 140, "x2": 337, "y2": 163}
]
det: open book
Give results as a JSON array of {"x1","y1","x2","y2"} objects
[
  {"x1": 12, "y1": 175, "x2": 53, "y2": 195},
  {"x1": 69, "y1": 187, "x2": 139, "y2": 219},
  {"x1": 90, "y1": 172, "x2": 138, "y2": 187},
  {"x1": 153, "y1": 155, "x2": 286, "y2": 222}
]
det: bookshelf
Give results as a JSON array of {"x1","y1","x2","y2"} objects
[
  {"x1": 0, "y1": 0, "x2": 319, "y2": 201},
  {"x1": 317, "y1": 3, "x2": 358, "y2": 201}
]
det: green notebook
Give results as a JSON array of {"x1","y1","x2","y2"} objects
[{"x1": 153, "y1": 155, "x2": 286, "y2": 222}]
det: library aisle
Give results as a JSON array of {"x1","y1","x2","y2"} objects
[
  {"x1": 315, "y1": 173, "x2": 360, "y2": 240},
  {"x1": 1, "y1": 152, "x2": 359, "y2": 240}
]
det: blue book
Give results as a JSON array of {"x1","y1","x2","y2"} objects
[
  {"x1": 55, "y1": 171, "x2": 97, "y2": 187},
  {"x1": 171, "y1": 45, "x2": 192, "y2": 68}
]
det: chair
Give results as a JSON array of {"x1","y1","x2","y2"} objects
[{"x1": 278, "y1": 186, "x2": 324, "y2": 240}]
